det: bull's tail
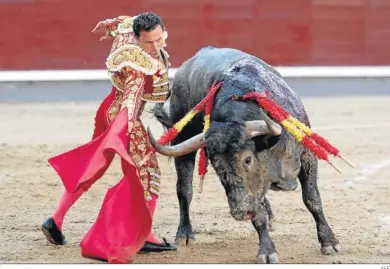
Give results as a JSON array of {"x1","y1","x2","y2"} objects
[{"x1": 150, "y1": 103, "x2": 173, "y2": 130}]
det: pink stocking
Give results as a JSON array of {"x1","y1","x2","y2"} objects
[
  {"x1": 145, "y1": 193, "x2": 162, "y2": 244},
  {"x1": 52, "y1": 188, "x2": 85, "y2": 231}
]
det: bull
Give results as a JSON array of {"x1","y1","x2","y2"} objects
[{"x1": 148, "y1": 46, "x2": 341, "y2": 263}]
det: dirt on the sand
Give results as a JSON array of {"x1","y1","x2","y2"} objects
[{"x1": 1, "y1": 96, "x2": 389, "y2": 264}]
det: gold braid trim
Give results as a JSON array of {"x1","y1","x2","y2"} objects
[{"x1": 106, "y1": 44, "x2": 159, "y2": 75}]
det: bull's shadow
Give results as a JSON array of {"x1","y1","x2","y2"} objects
[{"x1": 149, "y1": 46, "x2": 342, "y2": 263}]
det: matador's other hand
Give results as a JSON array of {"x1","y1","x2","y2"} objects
[{"x1": 91, "y1": 18, "x2": 123, "y2": 41}]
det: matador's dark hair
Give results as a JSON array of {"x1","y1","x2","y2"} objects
[{"x1": 133, "y1": 12, "x2": 165, "y2": 37}]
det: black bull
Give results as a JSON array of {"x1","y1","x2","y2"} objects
[{"x1": 148, "y1": 46, "x2": 341, "y2": 263}]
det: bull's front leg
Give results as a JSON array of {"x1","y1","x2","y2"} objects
[
  {"x1": 298, "y1": 150, "x2": 342, "y2": 255},
  {"x1": 263, "y1": 197, "x2": 275, "y2": 231},
  {"x1": 252, "y1": 203, "x2": 279, "y2": 263},
  {"x1": 174, "y1": 152, "x2": 197, "y2": 246}
]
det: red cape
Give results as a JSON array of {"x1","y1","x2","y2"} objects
[{"x1": 48, "y1": 108, "x2": 151, "y2": 263}]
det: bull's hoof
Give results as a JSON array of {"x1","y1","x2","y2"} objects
[
  {"x1": 175, "y1": 235, "x2": 195, "y2": 246},
  {"x1": 257, "y1": 252, "x2": 279, "y2": 264},
  {"x1": 321, "y1": 244, "x2": 342, "y2": 255}
]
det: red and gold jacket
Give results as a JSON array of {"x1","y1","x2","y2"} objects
[
  {"x1": 96, "y1": 15, "x2": 170, "y2": 126},
  {"x1": 91, "y1": 15, "x2": 170, "y2": 199}
]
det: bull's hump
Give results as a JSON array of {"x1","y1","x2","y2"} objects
[
  {"x1": 226, "y1": 59, "x2": 300, "y2": 97},
  {"x1": 185, "y1": 47, "x2": 306, "y2": 120},
  {"x1": 193, "y1": 47, "x2": 248, "y2": 69}
]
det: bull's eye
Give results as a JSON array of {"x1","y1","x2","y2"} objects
[{"x1": 244, "y1": 156, "x2": 252, "y2": 166}]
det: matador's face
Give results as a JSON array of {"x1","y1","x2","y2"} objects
[{"x1": 136, "y1": 25, "x2": 165, "y2": 60}]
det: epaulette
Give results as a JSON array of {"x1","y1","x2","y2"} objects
[{"x1": 106, "y1": 44, "x2": 159, "y2": 75}]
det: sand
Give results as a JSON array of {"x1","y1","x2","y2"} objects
[{"x1": 0, "y1": 96, "x2": 389, "y2": 264}]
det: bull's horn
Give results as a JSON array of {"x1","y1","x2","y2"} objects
[
  {"x1": 245, "y1": 119, "x2": 282, "y2": 137},
  {"x1": 148, "y1": 116, "x2": 282, "y2": 157},
  {"x1": 147, "y1": 127, "x2": 205, "y2": 157}
]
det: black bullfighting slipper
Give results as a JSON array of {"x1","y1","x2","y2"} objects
[
  {"x1": 139, "y1": 238, "x2": 178, "y2": 253},
  {"x1": 41, "y1": 217, "x2": 66, "y2": 245}
]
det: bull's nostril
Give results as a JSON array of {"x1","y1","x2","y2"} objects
[{"x1": 247, "y1": 211, "x2": 255, "y2": 220}]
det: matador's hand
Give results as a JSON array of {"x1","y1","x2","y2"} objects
[{"x1": 91, "y1": 18, "x2": 123, "y2": 41}]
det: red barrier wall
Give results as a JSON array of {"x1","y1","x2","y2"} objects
[{"x1": 0, "y1": 0, "x2": 389, "y2": 70}]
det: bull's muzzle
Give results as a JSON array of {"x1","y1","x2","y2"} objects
[{"x1": 227, "y1": 193, "x2": 257, "y2": 221}]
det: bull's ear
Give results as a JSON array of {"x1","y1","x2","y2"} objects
[{"x1": 252, "y1": 134, "x2": 280, "y2": 152}]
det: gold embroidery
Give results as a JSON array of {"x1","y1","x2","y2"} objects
[
  {"x1": 141, "y1": 92, "x2": 169, "y2": 103},
  {"x1": 106, "y1": 44, "x2": 158, "y2": 75},
  {"x1": 117, "y1": 16, "x2": 137, "y2": 34},
  {"x1": 97, "y1": 16, "x2": 168, "y2": 200},
  {"x1": 110, "y1": 33, "x2": 135, "y2": 55},
  {"x1": 131, "y1": 84, "x2": 139, "y2": 92},
  {"x1": 128, "y1": 119, "x2": 161, "y2": 199},
  {"x1": 133, "y1": 120, "x2": 141, "y2": 128},
  {"x1": 144, "y1": 191, "x2": 152, "y2": 201},
  {"x1": 107, "y1": 90, "x2": 124, "y2": 123},
  {"x1": 135, "y1": 77, "x2": 143, "y2": 85},
  {"x1": 111, "y1": 70, "x2": 135, "y2": 93},
  {"x1": 120, "y1": 69, "x2": 145, "y2": 121},
  {"x1": 148, "y1": 154, "x2": 161, "y2": 196},
  {"x1": 153, "y1": 72, "x2": 169, "y2": 87},
  {"x1": 152, "y1": 83, "x2": 169, "y2": 94},
  {"x1": 110, "y1": 66, "x2": 146, "y2": 92},
  {"x1": 110, "y1": 72, "x2": 125, "y2": 92}
]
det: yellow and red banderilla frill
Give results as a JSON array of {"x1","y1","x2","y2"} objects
[
  {"x1": 149, "y1": 81, "x2": 223, "y2": 192},
  {"x1": 241, "y1": 91, "x2": 355, "y2": 173},
  {"x1": 149, "y1": 82, "x2": 355, "y2": 193}
]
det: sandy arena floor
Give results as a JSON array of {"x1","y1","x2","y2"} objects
[{"x1": 0, "y1": 96, "x2": 390, "y2": 264}]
